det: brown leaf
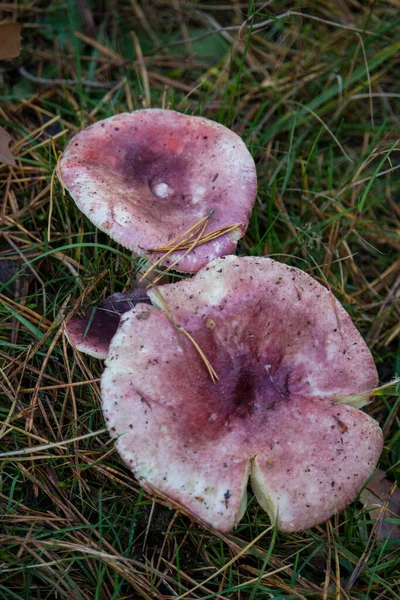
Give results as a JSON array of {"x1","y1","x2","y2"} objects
[
  {"x1": 0, "y1": 22, "x2": 22, "y2": 60},
  {"x1": 0, "y1": 126, "x2": 16, "y2": 166},
  {"x1": 360, "y1": 469, "x2": 400, "y2": 540}
]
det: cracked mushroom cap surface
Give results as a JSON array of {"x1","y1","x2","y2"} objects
[
  {"x1": 58, "y1": 109, "x2": 257, "y2": 272},
  {"x1": 101, "y1": 256, "x2": 383, "y2": 532}
]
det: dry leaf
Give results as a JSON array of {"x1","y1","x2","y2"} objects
[
  {"x1": 360, "y1": 469, "x2": 400, "y2": 540},
  {"x1": 0, "y1": 22, "x2": 22, "y2": 60},
  {"x1": 0, "y1": 126, "x2": 16, "y2": 166}
]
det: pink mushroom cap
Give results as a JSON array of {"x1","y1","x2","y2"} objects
[
  {"x1": 101, "y1": 256, "x2": 383, "y2": 532},
  {"x1": 58, "y1": 110, "x2": 257, "y2": 272}
]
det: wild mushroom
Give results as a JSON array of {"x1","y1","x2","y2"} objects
[
  {"x1": 101, "y1": 255, "x2": 383, "y2": 533},
  {"x1": 58, "y1": 109, "x2": 257, "y2": 272},
  {"x1": 66, "y1": 290, "x2": 151, "y2": 359}
]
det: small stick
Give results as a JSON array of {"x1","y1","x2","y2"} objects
[{"x1": 18, "y1": 66, "x2": 118, "y2": 89}]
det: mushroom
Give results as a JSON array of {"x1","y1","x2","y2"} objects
[
  {"x1": 101, "y1": 255, "x2": 383, "y2": 532},
  {"x1": 66, "y1": 290, "x2": 151, "y2": 359},
  {"x1": 58, "y1": 109, "x2": 257, "y2": 272}
]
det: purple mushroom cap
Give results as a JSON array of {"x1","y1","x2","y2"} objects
[
  {"x1": 101, "y1": 256, "x2": 383, "y2": 532},
  {"x1": 58, "y1": 109, "x2": 257, "y2": 272},
  {"x1": 66, "y1": 290, "x2": 151, "y2": 359}
]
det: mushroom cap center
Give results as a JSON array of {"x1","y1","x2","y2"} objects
[{"x1": 150, "y1": 181, "x2": 174, "y2": 198}]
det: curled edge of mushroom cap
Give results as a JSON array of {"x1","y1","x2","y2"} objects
[
  {"x1": 65, "y1": 290, "x2": 151, "y2": 359},
  {"x1": 58, "y1": 109, "x2": 257, "y2": 273},
  {"x1": 101, "y1": 256, "x2": 383, "y2": 533}
]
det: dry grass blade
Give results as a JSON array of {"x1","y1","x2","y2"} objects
[
  {"x1": 46, "y1": 137, "x2": 60, "y2": 243},
  {"x1": 141, "y1": 210, "x2": 241, "y2": 286},
  {"x1": 327, "y1": 521, "x2": 341, "y2": 600},
  {"x1": 333, "y1": 377, "x2": 400, "y2": 408},
  {"x1": 0, "y1": 428, "x2": 107, "y2": 458},
  {"x1": 176, "y1": 324, "x2": 219, "y2": 383},
  {"x1": 322, "y1": 522, "x2": 332, "y2": 600},
  {"x1": 19, "y1": 378, "x2": 101, "y2": 393},
  {"x1": 139, "y1": 212, "x2": 211, "y2": 283},
  {"x1": 149, "y1": 213, "x2": 210, "y2": 287},
  {"x1": 175, "y1": 527, "x2": 274, "y2": 600},
  {"x1": 346, "y1": 492, "x2": 393, "y2": 591},
  {"x1": 131, "y1": 31, "x2": 151, "y2": 107},
  {"x1": 149, "y1": 221, "x2": 242, "y2": 252}
]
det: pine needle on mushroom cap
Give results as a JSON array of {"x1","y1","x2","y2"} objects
[
  {"x1": 150, "y1": 286, "x2": 219, "y2": 383},
  {"x1": 139, "y1": 212, "x2": 212, "y2": 285},
  {"x1": 142, "y1": 208, "x2": 242, "y2": 287},
  {"x1": 148, "y1": 221, "x2": 243, "y2": 252}
]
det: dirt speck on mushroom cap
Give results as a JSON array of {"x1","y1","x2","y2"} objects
[
  {"x1": 58, "y1": 110, "x2": 257, "y2": 272},
  {"x1": 101, "y1": 256, "x2": 382, "y2": 532}
]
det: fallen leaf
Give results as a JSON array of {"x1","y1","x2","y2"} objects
[
  {"x1": 0, "y1": 22, "x2": 22, "y2": 60},
  {"x1": 360, "y1": 469, "x2": 400, "y2": 540},
  {"x1": 0, "y1": 126, "x2": 16, "y2": 166}
]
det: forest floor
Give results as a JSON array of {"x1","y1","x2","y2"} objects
[{"x1": 0, "y1": 1, "x2": 399, "y2": 599}]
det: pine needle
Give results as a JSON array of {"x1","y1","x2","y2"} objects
[
  {"x1": 176, "y1": 324, "x2": 219, "y2": 383},
  {"x1": 47, "y1": 137, "x2": 59, "y2": 243},
  {"x1": 139, "y1": 212, "x2": 212, "y2": 284},
  {"x1": 150, "y1": 287, "x2": 219, "y2": 384},
  {"x1": 153, "y1": 212, "x2": 211, "y2": 251},
  {"x1": 140, "y1": 210, "x2": 242, "y2": 285},
  {"x1": 149, "y1": 221, "x2": 242, "y2": 252},
  {"x1": 149, "y1": 212, "x2": 209, "y2": 287}
]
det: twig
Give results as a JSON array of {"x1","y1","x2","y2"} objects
[
  {"x1": 0, "y1": 429, "x2": 107, "y2": 458},
  {"x1": 18, "y1": 67, "x2": 120, "y2": 89}
]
